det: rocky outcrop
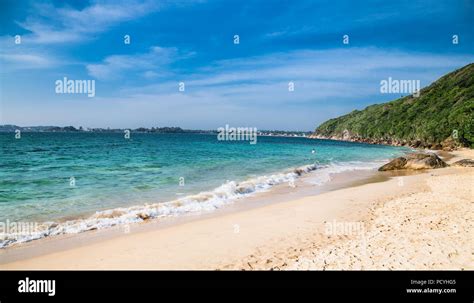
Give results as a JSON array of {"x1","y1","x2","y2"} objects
[
  {"x1": 378, "y1": 157, "x2": 407, "y2": 171},
  {"x1": 310, "y1": 132, "x2": 458, "y2": 150},
  {"x1": 440, "y1": 137, "x2": 462, "y2": 151},
  {"x1": 378, "y1": 153, "x2": 448, "y2": 171},
  {"x1": 451, "y1": 159, "x2": 474, "y2": 167}
]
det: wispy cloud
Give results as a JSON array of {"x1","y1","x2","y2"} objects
[
  {"x1": 102, "y1": 47, "x2": 474, "y2": 112},
  {"x1": 16, "y1": 0, "x2": 161, "y2": 44},
  {"x1": 86, "y1": 46, "x2": 194, "y2": 80},
  {"x1": 0, "y1": 37, "x2": 58, "y2": 71},
  {"x1": 1, "y1": 53, "x2": 52, "y2": 66},
  {"x1": 0, "y1": 0, "x2": 164, "y2": 71},
  {"x1": 121, "y1": 47, "x2": 473, "y2": 96}
]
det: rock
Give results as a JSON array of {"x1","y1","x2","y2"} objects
[
  {"x1": 379, "y1": 153, "x2": 448, "y2": 171},
  {"x1": 441, "y1": 137, "x2": 460, "y2": 151},
  {"x1": 451, "y1": 159, "x2": 474, "y2": 167},
  {"x1": 137, "y1": 213, "x2": 151, "y2": 220},
  {"x1": 342, "y1": 129, "x2": 351, "y2": 140},
  {"x1": 411, "y1": 140, "x2": 422, "y2": 148},
  {"x1": 406, "y1": 153, "x2": 448, "y2": 169},
  {"x1": 47, "y1": 222, "x2": 59, "y2": 229},
  {"x1": 378, "y1": 157, "x2": 407, "y2": 171},
  {"x1": 294, "y1": 168, "x2": 304, "y2": 176}
]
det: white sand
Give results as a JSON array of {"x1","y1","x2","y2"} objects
[{"x1": 288, "y1": 168, "x2": 473, "y2": 270}]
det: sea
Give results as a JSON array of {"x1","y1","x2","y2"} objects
[{"x1": 0, "y1": 132, "x2": 410, "y2": 247}]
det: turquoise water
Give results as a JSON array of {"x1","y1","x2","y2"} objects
[{"x1": 0, "y1": 132, "x2": 408, "y2": 245}]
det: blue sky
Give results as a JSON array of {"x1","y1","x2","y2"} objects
[{"x1": 0, "y1": 0, "x2": 473, "y2": 130}]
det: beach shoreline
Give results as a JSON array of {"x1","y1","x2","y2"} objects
[{"x1": 0, "y1": 149, "x2": 472, "y2": 270}]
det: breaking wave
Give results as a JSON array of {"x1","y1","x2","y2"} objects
[{"x1": 0, "y1": 161, "x2": 384, "y2": 248}]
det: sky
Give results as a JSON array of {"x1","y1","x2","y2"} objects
[{"x1": 0, "y1": 0, "x2": 473, "y2": 130}]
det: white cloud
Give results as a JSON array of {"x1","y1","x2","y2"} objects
[
  {"x1": 0, "y1": 36, "x2": 59, "y2": 70},
  {"x1": 0, "y1": 0, "x2": 168, "y2": 71},
  {"x1": 86, "y1": 46, "x2": 193, "y2": 80},
  {"x1": 16, "y1": 0, "x2": 161, "y2": 44},
  {"x1": 0, "y1": 53, "x2": 52, "y2": 67},
  {"x1": 116, "y1": 47, "x2": 474, "y2": 103}
]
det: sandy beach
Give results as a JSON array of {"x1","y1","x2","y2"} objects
[{"x1": 0, "y1": 149, "x2": 472, "y2": 270}]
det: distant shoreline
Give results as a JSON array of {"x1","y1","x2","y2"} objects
[{"x1": 0, "y1": 125, "x2": 312, "y2": 137}]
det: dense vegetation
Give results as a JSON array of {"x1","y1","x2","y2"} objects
[{"x1": 314, "y1": 63, "x2": 474, "y2": 148}]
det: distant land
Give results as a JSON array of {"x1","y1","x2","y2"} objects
[
  {"x1": 312, "y1": 63, "x2": 474, "y2": 150},
  {"x1": 0, "y1": 125, "x2": 204, "y2": 134},
  {"x1": 0, "y1": 125, "x2": 312, "y2": 137}
]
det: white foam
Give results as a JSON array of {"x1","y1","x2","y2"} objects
[
  {"x1": 304, "y1": 161, "x2": 384, "y2": 185},
  {"x1": 0, "y1": 161, "x2": 384, "y2": 248}
]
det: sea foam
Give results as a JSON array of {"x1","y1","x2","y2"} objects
[{"x1": 0, "y1": 161, "x2": 383, "y2": 248}]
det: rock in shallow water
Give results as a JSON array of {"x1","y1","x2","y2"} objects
[{"x1": 378, "y1": 153, "x2": 448, "y2": 171}]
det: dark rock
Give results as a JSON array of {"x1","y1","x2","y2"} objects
[
  {"x1": 411, "y1": 140, "x2": 422, "y2": 148},
  {"x1": 451, "y1": 159, "x2": 474, "y2": 167},
  {"x1": 138, "y1": 213, "x2": 151, "y2": 220},
  {"x1": 294, "y1": 168, "x2": 304, "y2": 176},
  {"x1": 379, "y1": 153, "x2": 448, "y2": 171},
  {"x1": 378, "y1": 157, "x2": 407, "y2": 171}
]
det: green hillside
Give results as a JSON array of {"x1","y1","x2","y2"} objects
[{"x1": 313, "y1": 63, "x2": 474, "y2": 148}]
